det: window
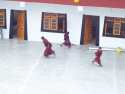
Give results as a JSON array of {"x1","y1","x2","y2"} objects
[
  {"x1": 0, "y1": 9, "x2": 6, "y2": 28},
  {"x1": 103, "y1": 16, "x2": 125, "y2": 38},
  {"x1": 41, "y1": 12, "x2": 67, "y2": 33}
]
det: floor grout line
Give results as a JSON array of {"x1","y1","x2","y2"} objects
[{"x1": 18, "y1": 55, "x2": 42, "y2": 94}]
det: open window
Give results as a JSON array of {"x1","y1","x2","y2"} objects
[{"x1": 41, "y1": 12, "x2": 67, "y2": 33}]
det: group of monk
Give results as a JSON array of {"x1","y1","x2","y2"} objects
[
  {"x1": 41, "y1": 32, "x2": 71, "y2": 57},
  {"x1": 41, "y1": 32, "x2": 103, "y2": 67}
]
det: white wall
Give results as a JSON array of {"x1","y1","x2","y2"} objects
[
  {"x1": 0, "y1": 1, "x2": 27, "y2": 39},
  {"x1": 83, "y1": 6, "x2": 125, "y2": 49},
  {"x1": 1, "y1": 1, "x2": 125, "y2": 48},
  {"x1": 26, "y1": 2, "x2": 83, "y2": 44},
  {"x1": 0, "y1": 1, "x2": 83, "y2": 44}
]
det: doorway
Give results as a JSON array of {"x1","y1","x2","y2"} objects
[
  {"x1": 9, "y1": 10, "x2": 27, "y2": 40},
  {"x1": 80, "y1": 15, "x2": 99, "y2": 46}
]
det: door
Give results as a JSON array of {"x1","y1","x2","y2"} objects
[
  {"x1": 17, "y1": 11, "x2": 25, "y2": 40},
  {"x1": 9, "y1": 10, "x2": 27, "y2": 40},
  {"x1": 80, "y1": 15, "x2": 99, "y2": 46},
  {"x1": 83, "y1": 15, "x2": 93, "y2": 44}
]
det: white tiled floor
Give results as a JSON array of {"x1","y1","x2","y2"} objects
[{"x1": 0, "y1": 39, "x2": 125, "y2": 94}]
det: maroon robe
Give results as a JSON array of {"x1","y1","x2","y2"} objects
[
  {"x1": 94, "y1": 49, "x2": 102, "y2": 65},
  {"x1": 44, "y1": 46, "x2": 55, "y2": 57},
  {"x1": 42, "y1": 37, "x2": 55, "y2": 57},
  {"x1": 63, "y1": 32, "x2": 71, "y2": 47},
  {"x1": 42, "y1": 38, "x2": 50, "y2": 47}
]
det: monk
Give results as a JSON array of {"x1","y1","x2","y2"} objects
[
  {"x1": 61, "y1": 32, "x2": 71, "y2": 48},
  {"x1": 41, "y1": 36, "x2": 55, "y2": 57},
  {"x1": 92, "y1": 47, "x2": 103, "y2": 67}
]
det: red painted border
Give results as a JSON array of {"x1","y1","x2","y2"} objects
[{"x1": 16, "y1": 0, "x2": 125, "y2": 8}]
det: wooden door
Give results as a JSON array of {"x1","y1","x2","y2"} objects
[
  {"x1": 17, "y1": 11, "x2": 25, "y2": 40},
  {"x1": 83, "y1": 15, "x2": 93, "y2": 44}
]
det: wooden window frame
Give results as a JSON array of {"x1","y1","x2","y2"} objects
[
  {"x1": 41, "y1": 12, "x2": 67, "y2": 33},
  {"x1": 103, "y1": 16, "x2": 125, "y2": 38},
  {"x1": 0, "y1": 9, "x2": 6, "y2": 28}
]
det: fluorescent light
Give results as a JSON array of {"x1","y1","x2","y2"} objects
[
  {"x1": 77, "y1": 6, "x2": 83, "y2": 11},
  {"x1": 19, "y1": 2, "x2": 26, "y2": 8},
  {"x1": 74, "y1": 0, "x2": 80, "y2": 3}
]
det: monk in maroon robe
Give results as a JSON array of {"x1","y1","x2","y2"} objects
[
  {"x1": 92, "y1": 47, "x2": 103, "y2": 66},
  {"x1": 62, "y1": 32, "x2": 71, "y2": 48},
  {"x1": 41, "y1": 36, "x2": 55, "y2": 57}
]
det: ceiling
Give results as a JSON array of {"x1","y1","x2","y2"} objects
[{"x1": 9, "y1": 0, "x2": 125, "y2": 8}]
